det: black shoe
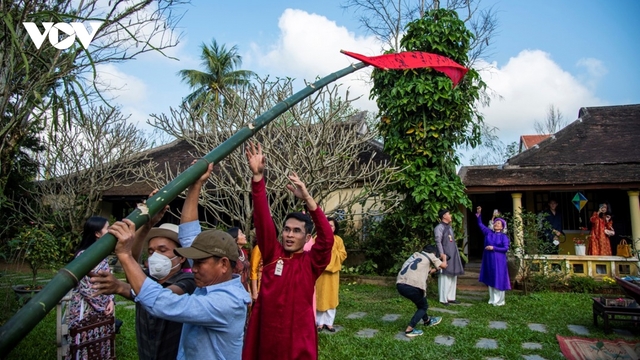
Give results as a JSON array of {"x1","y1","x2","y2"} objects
[
  {"x1": 317, "y1": 326, "x2": 324, "y2": 332},
  {"x1": 115, "y1": 319, "x2": 123, "y2": 334},
  {"x1": 440, "y1": 302, "x2": 449, "y2": 306},
  {"x1": 324, "y1": 325, "x2": 336, "y2": 332},
  {"x1": 448, "y1": 300, "x2": 460, "y2": 304}
]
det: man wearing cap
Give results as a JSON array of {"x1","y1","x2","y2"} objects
[
  {"x1": 91, "y1": 216, "x2": 196, "y2": 360},
  {"x1": 241, "y1": 143, "x2": 334, "y2": 360},
  {"x1": 110, "y1": 201, "x2": 251, "y2": 360},
  {"x1": 91, "y1": 196, "x2": 196, "y2": 359},
  {"x1": 434, "y1": 208, "x2": 465, "y2": 306}
]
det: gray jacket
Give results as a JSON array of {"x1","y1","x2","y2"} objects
[{"x1": 434, "y1": 222, "x2": 465, "y2": 276}]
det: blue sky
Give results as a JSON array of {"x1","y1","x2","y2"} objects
[{"x1": 102, "y1": 0, "x2": 640, "y2": 163}]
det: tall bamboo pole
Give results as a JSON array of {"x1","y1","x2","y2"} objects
[{"x1": 0, "y1": 61, "x2": 367, "y2": 356}]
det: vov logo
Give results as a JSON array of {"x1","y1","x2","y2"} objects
[{"x1": 23, "y1": 22, "x2": 102, "y2": 50}]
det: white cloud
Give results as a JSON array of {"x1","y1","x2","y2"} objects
[
  {"x1": 94, "y1": 64, "x2": 155, "y2": 129},
  {"x1": 477, "y1": 50, "x2": 604, "y2": 145},
  {"x1": 576, "y1": 57, "x2": 608, "y2": 90},
  {"x1": 96, "y1": 64, "x2": 148, "y2": 105},
  {"x1": 246, "y1": 9, "x2": 383, "y2": 112}
]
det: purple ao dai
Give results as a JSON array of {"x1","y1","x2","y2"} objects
[{"x1": 476, "y1": 214, "x2": 511, "y2": 291}]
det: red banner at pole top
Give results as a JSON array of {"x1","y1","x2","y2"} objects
[{"x1": 341, "y1": 50, "x2": 469, "y2": 87}]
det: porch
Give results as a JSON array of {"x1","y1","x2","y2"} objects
[{"x1": 523, "y1": 255, "x2": 639, "y2": 278}]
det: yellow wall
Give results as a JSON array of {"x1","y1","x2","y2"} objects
[{"x1": 321, "y1": 188, "x2": 386, "y2": 227}]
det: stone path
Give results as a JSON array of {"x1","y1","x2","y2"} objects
[
  {"x1": 343, "y1": 309, "x2": 562, "y2": 358},
  {"x1": 489, "y1": 321, "x2": 507, "y2": 329},
  {"x1": 381, "y1": 314, "x2": 400, "y2": 322},
  {"x1": 528, "y1": 323, "x2": 547, "y2": 333},
  {"x1": 340, "y1": 303, "x2": 637, "y2": 359}
]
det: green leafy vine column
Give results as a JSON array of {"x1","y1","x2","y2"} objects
[{"x1": 371, "y1": 9, "x2": 487, "y2": 235}]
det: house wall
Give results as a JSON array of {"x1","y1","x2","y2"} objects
[{"x1": 321, "y1": 188, "x2": 384, "y2": 227}]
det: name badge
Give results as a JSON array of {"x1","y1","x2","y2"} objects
[
  {"x1": 449, "y1": 234, "x2": 453, "y2": 242},
  {"x1": 274, "y1": 259, "x2": 284, "y2": 276}
]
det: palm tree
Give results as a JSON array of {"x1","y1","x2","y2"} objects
[{"x1": 178, "y1": 39, "x2": 255, "y2": 109}]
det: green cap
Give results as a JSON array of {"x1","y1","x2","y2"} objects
[{"x1": 174, "y1": 229, "x2": 238, "y2": 261}]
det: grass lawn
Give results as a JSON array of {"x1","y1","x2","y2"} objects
[{"x1": 1, "y1": 269, "x2": 638, "y2": 359}]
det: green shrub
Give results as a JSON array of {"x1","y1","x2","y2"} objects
[
  {"x1": 567, "y1": 275, "x2": 601, "y2": 294},
  {"x1": 341, "y1": 259, "x2": 379, "y2": 275},
  {"x1": 8, "y1": 224, "x2": 65, "y2": 286}
]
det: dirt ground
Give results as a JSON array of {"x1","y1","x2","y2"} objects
[{"x1": 0, "y1": 260, "x2": 32, "y2": 273}]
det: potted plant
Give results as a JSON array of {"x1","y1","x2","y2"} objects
[
  {"x1": 9, "y1": 224, "x2": 64, "y2": 302},
  {"x1": 573, "y1": 227, "x2": 588, "y2": 256}
]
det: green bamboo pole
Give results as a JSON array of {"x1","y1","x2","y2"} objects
[{"x1": 0, "y1": 61, "x2": 367, "y2": 356}]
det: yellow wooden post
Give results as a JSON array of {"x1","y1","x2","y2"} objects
[
  {"x1": 511, "y1": 193, "x2": 524, "y2": 248},
  {"x1": 627, "y1": 191, "x2": 640, "y2": 263}
]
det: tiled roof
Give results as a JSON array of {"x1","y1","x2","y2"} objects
[
  {"x1": 459, "y1": 104, "x2": 640, "y2": 191},
  {"x1": 519, "y1": 134, "x2": 551, "y2": 151},
  {"x1": 103, "y1": 113, "x2": 388, "y2": 198}
]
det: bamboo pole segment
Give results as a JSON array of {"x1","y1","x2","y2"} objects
[{"x1": 0, "y1": 61, "x2": 367, "y2": 356}]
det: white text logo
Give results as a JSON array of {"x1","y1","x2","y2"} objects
[{"x1": 23, "y1": 22, "x2": 102, "y2": 50}]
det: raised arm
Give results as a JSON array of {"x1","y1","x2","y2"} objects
[
  {"x1": 178, "y1": 162, "x2": 214, "y2": 250},
  {"x1": 181, "y1": 162, "x2": 213, "y2": 225},
  {"x1": 285, "y1": 172, "x2": 333, "y2": 276},
  {"x1": 475, "y1": 206, "x2": 491, "y2": 236},
  {"x1": 132, "y1": 189, "x2": 169, "y2": 262},
  {"x1": 247, "y1": 143, "x2": 278, "y2": 262}
]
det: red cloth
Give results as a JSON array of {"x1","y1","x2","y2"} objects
[
  {"x1": 242, "y1": 178, "x2": 333, "y2": 360},
  {"x1": 341, "y1": 50, "x2": 469, "y2": 86},
  {"x1": 587, "y1": 211, "x2": 612, "y2": 256}
]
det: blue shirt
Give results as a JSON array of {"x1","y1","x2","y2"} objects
[{"x1": 134, "y1": 221, "x2": 252, "y2": 360}]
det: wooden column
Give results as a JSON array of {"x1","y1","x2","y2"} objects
[
  {"x1": 628, "y1": 191, "x2": 640, "y2": 262},
  {"x1": 512, "y1": 193, "x2": 524, "y2": 249}
]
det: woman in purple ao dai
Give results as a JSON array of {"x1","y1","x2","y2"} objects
[{"x1": 475, "y1": 206, "x2": 511, "y2": 306}]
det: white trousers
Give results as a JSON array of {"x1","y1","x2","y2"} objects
[
  {"x1": 488, "y1": 286, "x2": 505, "y2": 306},
  {"x1": 316, "y1": 308, "x2": 336, "y2": 326},
  {"x1": 438, "y1": 273, "x2": 458, "y2": 303}
]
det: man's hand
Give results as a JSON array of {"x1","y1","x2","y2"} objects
[
  {"x1": 440, "y1": 261, "x2": 448, "y2": 269},
  {"x1": 196, "y1": 160, "x2": 214, "y2": 186},
  {"x1": 476, "y1": 206, "x2": 482, "y2": 217},
  {"x1": 286, "y1": 172, "x2": 318, "y2": 211},
  {"x1": 485, "y1": 245, "x2": 494, "y2": 251},
  {"x1": 90, "y1": 270, "x2": 129, "y2": 297},
  {"x1": 110, "y1": 219, "x2": 137, "y2": 257},
  {"x1": 245, "y1": 142, "x2": 265, "y2": 179},
  {"x1": 286, "y1": 173, "x2": 311, "y2": 201},
  {"x1": 147, "y1": 189, "x2": 169, "y2": 227}
]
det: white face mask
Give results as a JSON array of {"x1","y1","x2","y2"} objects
[{"x1": 148, "y1": 252, "x2": 179, "y2": 280}]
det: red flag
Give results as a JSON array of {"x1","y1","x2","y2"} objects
[{"x1": 341, "y1": 50, "x2": 468, "y2": 87}]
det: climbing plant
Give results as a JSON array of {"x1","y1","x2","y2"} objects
[{"x1": 370, "y1": 9, "x2": 487, "y2": 241}]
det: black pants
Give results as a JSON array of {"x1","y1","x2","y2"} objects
[{"x1": 397, "y1": 283, "x2": 429, "y2": 328}]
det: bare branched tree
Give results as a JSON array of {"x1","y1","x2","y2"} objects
[
  {"x1": 468, "y1": 123, "x2": 518, "y2": 165},
  {"x1": 21, "y1": 107, "x2": 152, "y2": 236},
  {"x1": 342, "y1": 0, "x2": 497, "y2": 64},
  {"x1": 0, "y1": 0, "x2": 188, "y2": 203},
  {"x1": 534, "y1": 104, "x2": 567, "y2": 135},
  {"x1": 146, "y1": 77, "x2": 401, "y2": 233}
]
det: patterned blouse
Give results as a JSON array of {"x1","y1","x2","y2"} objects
[
  {"x1": 234, "y1": 247, "x2": 251, "y2": 293},
  {"x1": 68, "y1": 251, "x2": 114, "y2": 328}
]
